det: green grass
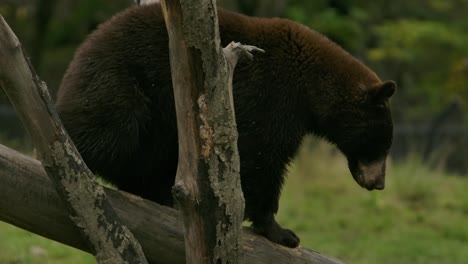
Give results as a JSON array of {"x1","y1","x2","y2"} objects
[
  {"x1": 277, "y1": 139, "x2": 468, "y2": 264},
  {"x1": 0, "y1": 222, "x2": 95, "y2": 264},
  {"x1": 1, "y1": 138, "x2": 467, "y2": 263}
]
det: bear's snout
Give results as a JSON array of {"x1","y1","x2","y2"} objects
[{"x1": 355, "y1": 158, "x2": 387, "y2": 191}]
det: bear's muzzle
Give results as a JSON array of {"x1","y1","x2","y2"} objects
[{"x1": 355, "y1": 157, "x2": 386, "y2": 190}]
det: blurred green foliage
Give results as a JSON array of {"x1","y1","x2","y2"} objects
[
  {"x1": 0, "y1": 0, "x2": 131, "y2": 98},
  {"x1": 287, "y1": 0, "x2": 468, "y2": 121},
  {"x1": 0, "y1": 0, "x2": 466, "y2": 121}
]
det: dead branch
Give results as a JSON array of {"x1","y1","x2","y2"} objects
[
  {"x1": 161, "y1": 1, "x2": 248, "y2": 263},
  {"x1": 0, "y1": 144, "x2": 344, "y2": 264},
  {"x1": 0, "y1": 15, "x2": 147, "y2": 264}
]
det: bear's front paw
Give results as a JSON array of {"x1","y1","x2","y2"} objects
[{"x1": 254, "y1": 220, "x2": 300, "y2": 248}]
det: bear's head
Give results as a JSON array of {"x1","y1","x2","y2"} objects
[
  {"x1": 309, "y1": 66, "x2": 396, "y2": 190},
  {"x1": 293, "y1": 27, "x2": 397, "y2": 191},
  {"x1": 329, "y1": 80, "x2": 396, "y2": 190}
]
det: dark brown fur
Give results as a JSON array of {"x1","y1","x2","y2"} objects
[{"x1": 56, "y1": 4, "x2": 395, "y2": 248}]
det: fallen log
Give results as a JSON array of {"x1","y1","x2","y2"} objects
[{"x1": 0, "y1": 144, "x2": 343, "y2": 264}]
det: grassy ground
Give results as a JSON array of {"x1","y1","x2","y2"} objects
[
  {"x1": 1, "y1": 139, "x2": 467, "y2": 263},
  {"x1": 0, "y1": 223, "x2": 95, "y2": 264},
  {"x1": 277, "y1": 139, "x2": 468, "y2": 264}
]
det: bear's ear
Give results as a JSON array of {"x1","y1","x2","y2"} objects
[{"x1": 369, "y1": 80, "x2": 396, "y2": 102}]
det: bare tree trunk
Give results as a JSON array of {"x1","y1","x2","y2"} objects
[
  {"x1": 0, "y1": 15, "x2": 147, "y2": 264},
  {"x1": 160, "y1": 0, "x2": 260, "y2": 263},
  {"x1": 0, "y1": 143, "x2": 344, "y2": 264}
]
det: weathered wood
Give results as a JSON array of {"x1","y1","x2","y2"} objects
[
  {"x1": 161, "y1": 1, "x2": 247, "y2": 263},
  {"x1": 0, "y1": 15, "x2": 147, "y2": 264},
  {"x1": 0, "y1": 144, "x2": 344, "y2": 264}
]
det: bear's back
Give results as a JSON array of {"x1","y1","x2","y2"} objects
[
  {"x1": 55, "y1": 4, "x2": 286, "y2": 203},
  {"x1": 55, "y1": 3, "x2": 379, "y2": 206}
]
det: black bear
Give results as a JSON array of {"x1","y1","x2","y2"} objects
[{"x1": 56, "y1": 3, "x2": 396, "y2": 248}]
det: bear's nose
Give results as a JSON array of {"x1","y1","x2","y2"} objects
[
  {"x1": 358, "y1": 158, "x2": 386, "y2": 191},
  {"x1": 366, "y1": 176, "x2": 385, "y2": 190}
]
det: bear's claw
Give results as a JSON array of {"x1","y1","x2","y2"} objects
[{"x1": 253, "y1": 219, "x2": 300, "y2": 248}]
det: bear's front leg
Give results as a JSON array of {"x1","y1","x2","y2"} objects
[
  {"x1": 251, "y1": 212, "x2": 300, "y2": 248},
  {"x1": 238, "y1": 136, "x2": 301, "y2": 247},
  {"x1": 243, "y1": 175, "x2": 300, "y2": 248}
]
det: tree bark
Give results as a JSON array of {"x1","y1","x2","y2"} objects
[
  {"x1": 0, "y1": 15, "x2": 147, "y2": 264},
  {"x1": 0, "y1": 144, "x2": 344, "y2": 264},
  {"x1": 161, "y1": 1, "x2": 255, "y2": 263}
]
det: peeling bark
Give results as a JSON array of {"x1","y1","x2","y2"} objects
[
  {"x1": 0, "y1": 15, "x2": 147, "y2": 264},
  {"x1": 0, "y1": 143, "x2": 344, "y2": 264},
  {"x1": 160, "y1": 1, "x2": 266, "y2": 263}
]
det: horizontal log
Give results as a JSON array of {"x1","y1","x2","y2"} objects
[{"x1": 0, "y1": 144, "x2": 343, "y2": 264}]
